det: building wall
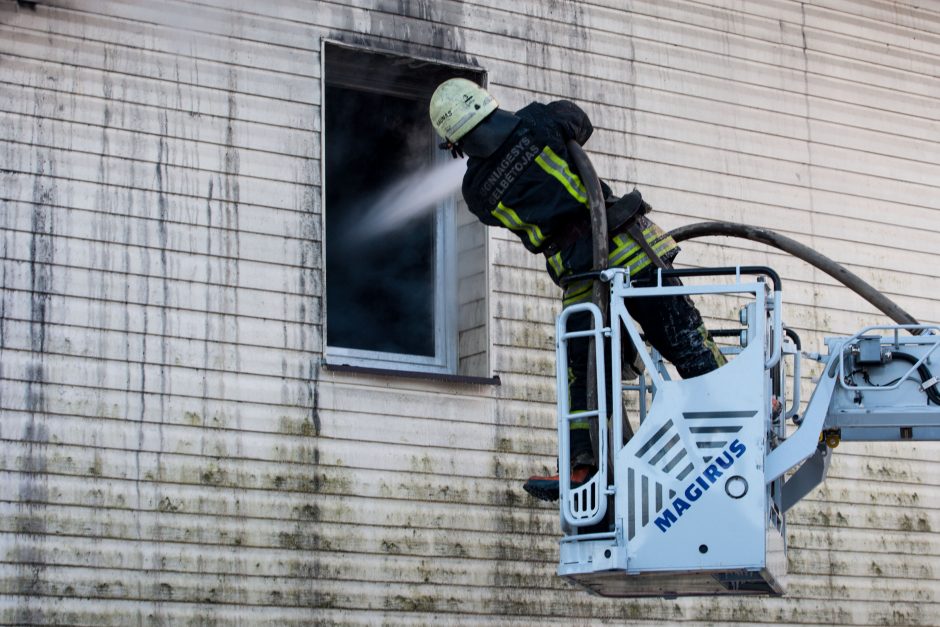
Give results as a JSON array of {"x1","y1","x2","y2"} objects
[{"x1": 1, "y1": 0, "x2": 938, "y2": 625}]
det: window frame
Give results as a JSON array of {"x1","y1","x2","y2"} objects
[{"x1": 320, "y1": 40, "x2": 481, "y2": 375}]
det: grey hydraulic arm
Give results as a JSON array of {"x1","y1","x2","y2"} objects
[{"x1": 768, "y1": 325, "x2": 940, "y2": 511}]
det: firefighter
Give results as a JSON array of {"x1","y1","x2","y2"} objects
[{"x1": 429, "y1": 78, "x2": 725, "y2": 501}]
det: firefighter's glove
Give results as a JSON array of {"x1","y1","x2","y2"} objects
[{"x1": 438, "y1": 140, "x2": 464, "y2": 159}]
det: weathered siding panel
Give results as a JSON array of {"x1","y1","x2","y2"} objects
[
  {"x1": 2, "y1": 0, "x2": 939, "y2": 625},
  {"x1": 1, "y1": 1, "x2": 322, "y2": 624}
]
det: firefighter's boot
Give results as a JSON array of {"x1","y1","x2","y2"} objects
[{"x1": 523, "y1": 463, "x2": 596, "y2": 502}]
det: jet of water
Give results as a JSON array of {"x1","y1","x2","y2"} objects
[{"x1": 352, "y1": 157, "x2": 468, "y2": 243}]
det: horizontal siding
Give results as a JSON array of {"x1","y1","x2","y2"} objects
[
  {"x1": 0, "y1": 112, "x2": 312, "y2": 186},
  {"x1": 2, "y1": 0, "x2": 940, "y2": 625},
  {"x1": 0, "y1": 2, "x2": 327, "y2": 624},
  {"x1": 0, "y1": 54, "x2": 318, "y2": 132},
  {"x1": 1, "y1": 81, "x2": 319, "y2": 159},
  {"x1": 0, "y1": 222, "x2": 318, "y2": 295},
  {"x1": 0, "y1": 177, "x2": 320, "y2": 241},
  {"x1": 2, "y1": 145, "x2": 318, "y2": 211},
  {"x1": 0, "y1": 24, "x2": 316, "y2": 106}
]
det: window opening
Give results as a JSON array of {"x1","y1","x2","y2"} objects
[
  {"x1": 322, "y1": 43, "x2": 486, "y2": 375},
  {"x1": 325, "y1": 85, "x2": 437, "y2": 357}
]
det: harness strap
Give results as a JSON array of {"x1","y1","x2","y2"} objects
[
  {"x1": 543, "y1": 192, "x2": 657, "y2": 261},
  {"x1": 626, "y1": 221, "x2": 668, "y2": 270}
]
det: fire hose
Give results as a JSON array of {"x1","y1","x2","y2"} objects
[{"x1": 667, "y1": 221, "x2": 922, "y2": 331}]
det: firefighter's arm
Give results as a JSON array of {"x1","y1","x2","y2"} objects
[{"x1": 546, "y1": 100, "x2": 594, "y2": 145}]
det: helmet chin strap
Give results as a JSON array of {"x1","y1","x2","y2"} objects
[
  {"x1": 438, "y1": 139, "x2": 465, "y2": 159},
  {"x1": 457, "y1": 109, "x2": 521, "y2": 158}
]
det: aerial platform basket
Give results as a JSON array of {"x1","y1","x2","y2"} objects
[{"x1": 554, "y1": 266, "x2": 940, "y2": 598}]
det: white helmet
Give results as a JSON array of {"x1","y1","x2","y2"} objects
[{"x1": 429, "y1": 78, "x2": 498, "y2": 143}]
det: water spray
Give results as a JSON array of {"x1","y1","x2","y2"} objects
[{"x1": 350, "y1": 157, "x2": 468, "y2": 243}]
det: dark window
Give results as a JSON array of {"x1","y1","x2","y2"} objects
[
  {"x1": 325, "y1": 85, "x2": 436, "y2": 357},
  {"x1": 322, "y1": 43, "x2": 488, "y2": 374}
]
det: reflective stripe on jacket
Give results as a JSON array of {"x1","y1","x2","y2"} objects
[
  {"x1": 462, "y1": 101, "x2": 677, "y2": 294},
  {"x1": 559, "y1": 217, "x2": 678, "y2": 306}
]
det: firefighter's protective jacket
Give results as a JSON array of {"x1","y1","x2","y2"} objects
[{"x1": 462, "y1": 101, "x2": 678, "y2": 306}]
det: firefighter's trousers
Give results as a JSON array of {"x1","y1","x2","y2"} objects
[{"x1": 565, "y1": 268, "x2": 726, "y2": 462}]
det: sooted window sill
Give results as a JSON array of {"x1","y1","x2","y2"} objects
[{"x1": 323, "y1": 362, "x2": 501, "y2": 386}]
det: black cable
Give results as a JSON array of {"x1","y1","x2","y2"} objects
[
  {"x1": 888, "y1": 351, "x2": 940, "y2": 405},
  {"x1": 784, "y1": 327, "x2": 802, "y2": 351},
  {"x1": 847, "y1": 369, "x2": 875, "y2": 387}
]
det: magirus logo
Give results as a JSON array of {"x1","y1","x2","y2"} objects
[{"x1": 654, "y1": 438, "x2": 747, "y2": 533}]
